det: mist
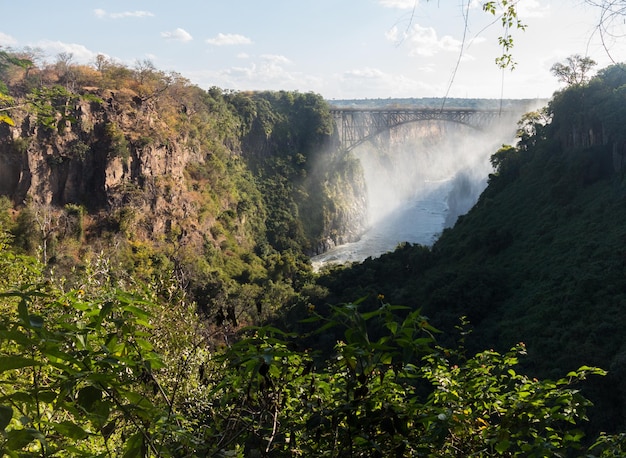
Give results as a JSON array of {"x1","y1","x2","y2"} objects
[
  {"x1": 311, "y1": 118, "x2": 518, "y2": 269},
  {"x1": 359, "y1": 120, "x2": 516, "y2": 226}
]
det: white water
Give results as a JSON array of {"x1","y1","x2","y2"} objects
[
  {"x1": 310, "y1": 120, "x2": 515, "y2": 271},
  {"x1": 310, "y1": 179, "x2": 452, "y2": 270}
]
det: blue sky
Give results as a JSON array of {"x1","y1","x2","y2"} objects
[{"x1": 1, "y1": 0, "x2": 624, "y2": 100}]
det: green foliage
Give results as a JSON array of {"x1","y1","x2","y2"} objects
[
  {"x1": 0, "y1": 197, "x2": 13, "y2": 234},
  {"x1": 490, "y1": 144, "x2": 522, "y2": 180},
  {"x1": 0, "y1": 50, "x2": 33, "y2": 73},
  {"x1": 318, "y1": 64, "x2": 626, "y2": 440},
  {"x1": 589, "y1": 432, "x2": 626, "y2": 457},
  {"x1": 12, "y1": 203, "x2": 39, "y2": 255},
  {"x1": 422, "y1": 341, "x2": 604, "y2": 456},
  {"x1": 104, "y1": 122, "x2": 130, "y2": 160},
  {"x1": 551, "y1": 54, "x2": 597, "y2": 87},
  {"x1": 482, "y1": 0, "x2": 527, "y2": 69},
  {"x1": 63, "y1": 203, "x2": 85, "y2": 240},
  {"x1": 27, "y1": 85, "x2": 79, "y2": 133},
  {"x1": 67, "y1": 139, "x2": 90, "y2": 160},
  {"x1": 0, "y1": 286, "x2": 175, "y2": 456},
  {"x1": 188, "y1": 301, "x2": 606, "y2": 456},
  {"x1": 0, "y1": 232, "x2": 41, "y2": 290},
  {"x1": 0, "y1": 237, "x2": 620, "y2": 456},
  {"x1": 0, "y1": 90, "x2": 16, "y2": 126},
  {"x1": 0, "y1": 242, "x2": 203, "y2": 457},
  {"x1": 0, "y1": 51, "x2": 352, "y2": 328},
  {"x1": 232, "y1": 90, "x2": 353, "y2": 253},
  {"x1": 0, "y1": 50, "x2": 32, "y2": 125}
]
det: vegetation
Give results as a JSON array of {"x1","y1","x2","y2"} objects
[
  {"x1": 317, "y1": 61, "x2": 626, "y2": 442},
  {"x1": 0, "y1": 48, "x2": 362, "y2": 334},
  {"x1": 0, "y1": 244, "x2": 614, "y2": 456},
  {"x1": 1, "y1": 47, "x2": 626, "y2": 455}
]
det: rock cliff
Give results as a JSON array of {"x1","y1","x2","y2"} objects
[{"x1": 0, "y1": 85, "x2": 368, "y2": 258}]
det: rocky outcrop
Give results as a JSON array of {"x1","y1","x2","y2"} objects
[
  {"x1": 0, "y1": 92, "x2": 210, "y2": 247},
  {"x1": 0, "y1": 88, "x2": 370, "y2": 257}
]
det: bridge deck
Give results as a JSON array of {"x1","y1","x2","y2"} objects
[{"x1": 330, "y1": 107, "x2": 519, "y2": 152}]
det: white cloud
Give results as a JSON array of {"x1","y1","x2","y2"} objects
[
  {"x1": 0, "y1": 32, "x2": 17, "y2": 47},
  {"x1": 189, "y1": 53, "x2": 314, "y2": 93},
  {"x1": 418, "y1": 63, "x2": 437, "y2": 73},
  {"x1": 342, "y1": 67, "x2": 388, "y2": 80},
  {"x1": 94, "y1": 9, "x2": 154, "y2": 19},
  {"x1": 517, "y1": 0, "x2": 550, "y2": 18},
  {"x1": 161, "y1": 28, "x2": 193, "y2": 42},
  {"x1": 378, "y1": 0, "x2": 417, "y2": 9},
  {"x1": 226, "y1": 54, "x2": 293, "y2": 84},
  {"x1": 260, "y1": 54, "x2": 291, "y2": 65},
  {"x1": 35, "y1": 40, "x2": 98, "y2": 63},
  {"x1": 387, "y1": 24, "x2": 461, "y2": 57},
  {"x1": 206, "y1": 33, "x2": 253, "y2": 46},
  {"x1": 237, "y1": 52, "x2": 250, "y2": 59},
  {"x1": 337, "y1": 67, "x2": 436, "y2": 98}
]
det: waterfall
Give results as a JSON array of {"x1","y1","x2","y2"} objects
[{"x1": 311, "y1": 119, "x2": 517, "y2": 270}]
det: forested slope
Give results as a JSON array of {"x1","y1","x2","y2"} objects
[
  {"x1": 1, "y1": 48, "x2": 626, "y2": 456},
  {"x1": 317, "y1": 63, "x2": 626, "y2": 436},
  {"x1": 0, "y1": 50, "x2": 365, "y2": 331}
]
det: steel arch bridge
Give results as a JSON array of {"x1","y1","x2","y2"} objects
[{"x1": 330, "y1": 107, "x2": 517, "y2": 152}]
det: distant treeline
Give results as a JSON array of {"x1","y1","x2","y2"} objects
[{"x1": 327, "y1": 97, "x2": 548, "y2": 110}]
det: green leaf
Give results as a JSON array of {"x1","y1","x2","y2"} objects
[
  {"x1": 1, "y1": 391, "x2": 36, "y2": 405},
  {"x1": 37, "y1": 390, "x2": 57, "y2": 404},
  {"x1": 50, "y1": 420, "x2": 88, "y2": 440},
  {"x1": 135, "y1": 338, "x2": 153, "y2": 351},
  {"x1": 77, "y1": 386, "x2": 103, "y2": 412},
  {"x1": 17, "y1": 300, "x2": 29, "y2": 327},
  {"x1": 28, "y1": 314, "x2": 44, "y2": 329},
  {"x1": 122, "y1": 431, "x2": 145, "y2": 458},
  {"x1": 0, "y1": 356, "x2": 40, "y2": 371},
  {"x1": 0, "y1": 329, "x2": 32, "y2": 346},
  {"x1": 5, "y1": 428, "x2": 44, "y2": 450},
  {"x1": 0, "y1": 405, "x2": 13, "y2": 431},
  {"x1": 385, "y1": 321, "x2": 398, "y2": 335},
  {"x1": 0, "y1": 114, "x2": 15, "y2": 126},
  {"x1": 98, "y1": 301, "x2": 114, "y2": 321},
  {"x1": 44, "y1": 346, "x2": 80, "y2": 365},
  {"x1": 100, "y1": 419, "x2": 116, "y2": 439},
  {"x1": 495, "y1": 439, "x2": 511, "y2": 453},
  {"x1": 122, "y1": 304, "x2": 151, "y2": 319}
]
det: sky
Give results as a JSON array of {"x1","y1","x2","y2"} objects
[{"x1": 2, "y1": 0, "x2": 625, "y2": 101}]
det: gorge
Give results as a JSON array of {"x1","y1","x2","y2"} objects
[
  {"x1": 2, "y1": 51, "x2": 626, "y2": 454},
  {"x1": 313, "y1": 101, "x2": 534, "y2": 268}
]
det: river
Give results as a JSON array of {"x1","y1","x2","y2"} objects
[
  {"x1": 310, "y1": 121, "x2": 510, "y2": 270},
  {"x1": 310, "y1": 178, "x2": 454, "y2": 270}
]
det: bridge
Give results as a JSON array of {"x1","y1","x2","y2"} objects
[{"x1": 330, "y1": 107, "x2": 519, "y2": 152}]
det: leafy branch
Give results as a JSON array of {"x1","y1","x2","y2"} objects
[{"x1": 482, "y1": 0, "x2": 527, "y2": 69}]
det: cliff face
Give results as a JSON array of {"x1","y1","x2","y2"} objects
[
  {"x1": 0, "y1": 86, "x2": 370, "y2": 258},
  {"x1": 0, "y1": 93, "x2": 209, "y2": 243},
  {"x1": 307, "y1": 150, "x2": 368, "y2": 255}
]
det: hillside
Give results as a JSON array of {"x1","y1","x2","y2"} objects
[
  {"x1": 0, "y1": 50, "x2": 366, "y2": 330},
  {"x1": 317, "y1": 63, "x2": 626, "y2": 435},
  {"x1": 1, "y1": 48, "x2": 626, "y2": 456}
]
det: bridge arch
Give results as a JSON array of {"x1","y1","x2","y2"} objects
[{"x1": 330, "y1": 107, "x2": 518, "y2": 152}]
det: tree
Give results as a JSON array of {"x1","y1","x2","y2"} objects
[
  {"x1": 516, "y1": 107, "x2": 552, "y2": 151},
  {"x1": 0, "y1": 49, "x2": 34, "y2": 125},
  {"x1": 550, "y1": 54, "x2": 597, "y2": 86},
  {"x1": 54, "y1": 52, "x2": 76, "y2": 90}
]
